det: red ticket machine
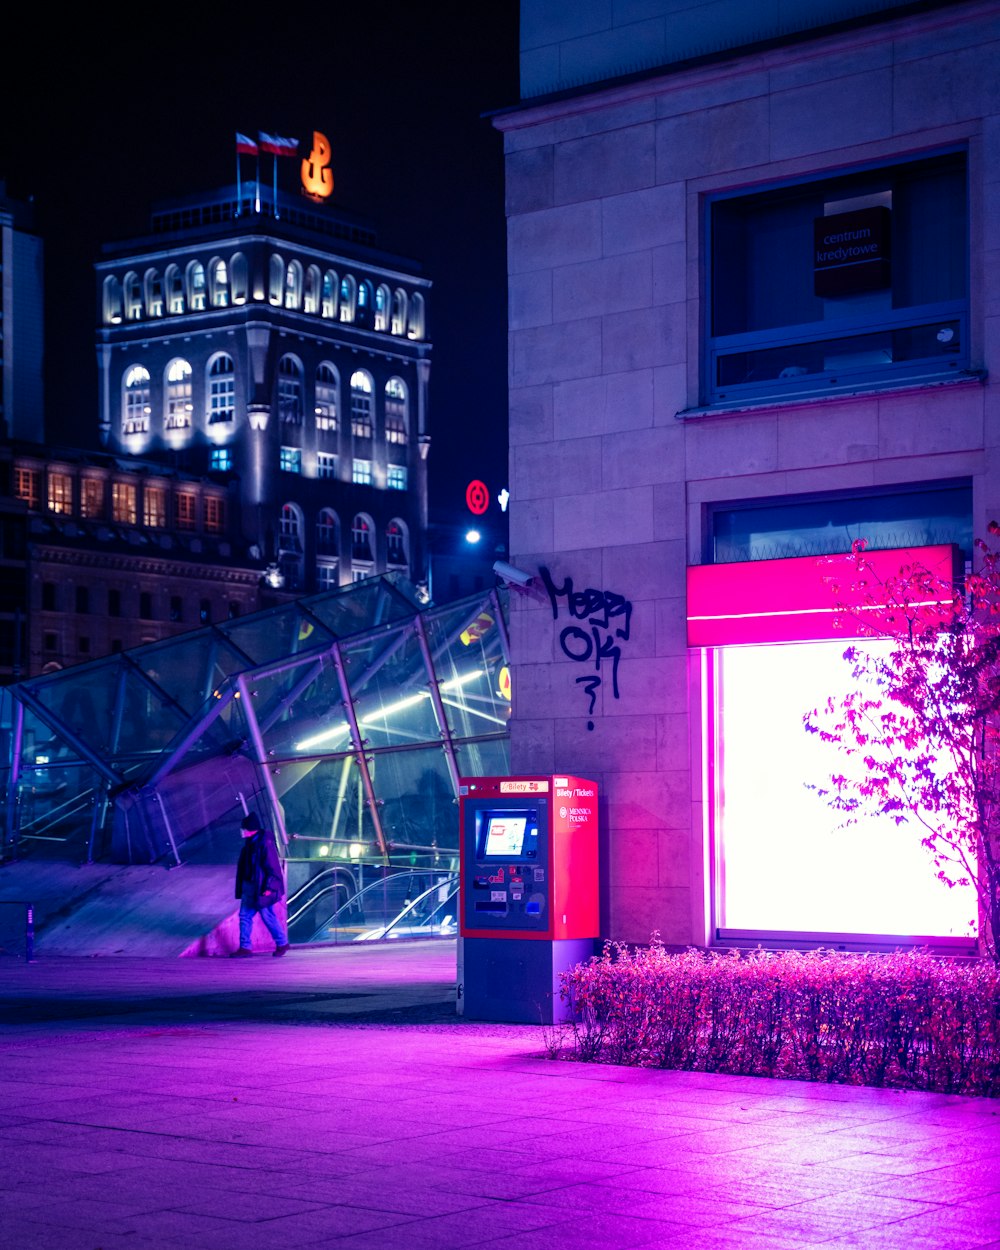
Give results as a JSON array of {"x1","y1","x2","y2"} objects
[{"x1": 458, "y1": 775, "x2": 599, "y2": 1023}]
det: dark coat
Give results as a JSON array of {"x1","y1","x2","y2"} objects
[{"x1": 235, "y1": 830, "x2": 285, "y2": 909}]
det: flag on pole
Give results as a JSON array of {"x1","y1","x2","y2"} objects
[
  {"x1": 235, "y1": 132, "x2": 258, "y2": 155},
  {"x1": 258, "y1": 132, "x2": 299, "y2": 156}
]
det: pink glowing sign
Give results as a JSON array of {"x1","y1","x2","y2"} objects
[{"x1": 686, "y1": 545, "x2": 958, "y2": 647}]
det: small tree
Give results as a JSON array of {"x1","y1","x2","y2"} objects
[{"x1": 804, "y1": 528, "x2": 1000, "y2": 963}]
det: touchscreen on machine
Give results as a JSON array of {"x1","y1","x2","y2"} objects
[{"x1": 483, "y1": 815, "x2": 527, "y2": 857}]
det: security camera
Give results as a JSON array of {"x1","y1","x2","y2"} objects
[{"x1": 492, "y1": 560, "x2": 535, "y2": 587}]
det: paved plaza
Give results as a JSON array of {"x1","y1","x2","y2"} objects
[{"x1": 1, "y1": 941, "x2": 1000, "y2": 1248}]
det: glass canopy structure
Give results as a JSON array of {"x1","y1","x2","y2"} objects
[{"x1": 0, "y1": 575, "x2": 510, "y2": 944}]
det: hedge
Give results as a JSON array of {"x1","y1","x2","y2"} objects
[{"x1": 554, "y1": 938, "x2": 1000, "y2": 1097}]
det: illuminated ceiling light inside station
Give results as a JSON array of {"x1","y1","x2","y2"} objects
[
  {"x1": 295, "y1": 668, "x2": 486, "y2": 752},
  {"x1": 465, "y1": 529, "x2": 481, "y2": 544}
]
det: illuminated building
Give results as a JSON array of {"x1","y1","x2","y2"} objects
[
  {"x1": 95, "y1": 169, "x2": 431, "y2": 596},
  {"x1": 496, "y1": 0, "x2": 997, "y2": 954},
  {"x1": 0, "y1": 183, "x2": 44, "y2": 443}
]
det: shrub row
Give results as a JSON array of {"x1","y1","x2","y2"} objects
[{"x1": 556, "y1": 939, "x2": 1000, "y2": 1097}]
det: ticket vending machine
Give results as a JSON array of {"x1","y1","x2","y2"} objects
[{"x1": 458, "y1": 774, "x2": 599, "y2": 1024}]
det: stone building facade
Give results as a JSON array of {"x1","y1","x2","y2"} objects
[{"x1": 496, "y1": 0, "x2": 999, "y2": 950}]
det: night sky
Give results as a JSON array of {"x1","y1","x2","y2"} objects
[{"x1": 5, "y1": 5, "x2": 520, "y2": 528}]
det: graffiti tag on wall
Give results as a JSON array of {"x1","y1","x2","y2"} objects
[{"x1": 539, "y1": 567, "x2": 633, "y2": 731}]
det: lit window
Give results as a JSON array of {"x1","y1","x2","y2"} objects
[
  {"x1": 285, "y1": 259, "x2": 303, "y2": 309},
  {"x1": 15, "y1": 468, "x2": 38, "y2": 507},
  {"x1": 387, "y1": 465, "x2": 407, "y2": 490},
  {"x1": 317, "y1": 452, "x2": 337, "y2": 479},
  {"x1": 81, "y1": 479, "x2": 103, "y2": 518},
  {"x1": 209, "y1": 448, "x2": 232, "y2": 472},
  {"x1": 124, "y1": 272, "x2": 142, "y2": 321},
  {"x1": 278, "y1": 355, "x2": 303, "y2": 424},
  {"x1": 144, "y1": 269, "x2": 164, "y2": 317},
  {"x1": 280, "y1": 446, "x2": 302, "y2": 473},
  {"x1": 144, "y1": 486, "x2": 166, "y2": 528},
  {"x1": 407, "y1": 292, "x2": 426, "y2": 341},
  {"x1": 123, "y1": 366, "x2": 151, "y2": 435},
  {"x1": 315, "y1": 363, "x2": 338, "y2": 431},
  {"x1": 350, "y1": 371, "x2": 373, "y2": 439},
  {"x1": 48, "y1": 472, "x2": 73, "y2": 515},
  {"x1": 353, "y1": 459, "x2": 372, "y2": 485},
  {"x1": 175, "y1": 492, "x2": 196, "y2": 531},
  {"x1": 210, "y1": 257, "x2": 229, "y2": 307},
  {"x1": 706, "y1": 151, "x2": 968, "y2": 406},
  {"x1": 304, "y1": 265, "x2": 321, "y2": 314},
  {"x1": 339, "y1": 274, "x2": 357, "y2": 322},
  {"x1": 269, "y1": 254, "x2": 284, "y2": 305},
  {"x1": 357, "y1": 280, "x2": 374, "y2": 327},
  {"x1": 205, "y1": 497, "x2": 225, "y2": 533},
  {"x1": 385, "y1": 378, "x2": 408, "y2": 444},
  {"x1": 375, "y1": 284, "x2": 390, "y2": 332},
  {"x1": 165, "y1": 359, "x2": 193, "y2": 431},
  {"x1": 230, "y1": 253, "x2": 248, "y2": 304},
  {"x1": 321, "y1": 270, "x2": 338, "y2": 318},
  {"x1": 112, "y1": 482, "x2": 137, "y2": 524},
  {"x1": 208, "y1": 354, "x2": 235, "y2": 424},
  {"x1": 187, "y1": 261, "x2": 206, "y2": 311},
  {"x1": 103, "y1": 275, "x2": 123, "y2": 325}
]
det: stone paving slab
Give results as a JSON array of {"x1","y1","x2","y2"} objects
[{"x1": 1, "y1": 943, "x2": 1000, "y2": 1248}]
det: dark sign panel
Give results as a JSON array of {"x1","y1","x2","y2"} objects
[{"x1": 814, "y1": 206, "x2": 891, "y2": 298}]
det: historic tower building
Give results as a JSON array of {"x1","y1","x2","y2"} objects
[{"x1": 95, "y1": 140, "x2": 431, "y2": 596}]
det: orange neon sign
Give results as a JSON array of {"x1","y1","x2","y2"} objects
[{"x1": 301, "y1": 131, "x2": 333, "y2": 200}]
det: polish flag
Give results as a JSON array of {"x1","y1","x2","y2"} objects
[
  {"x1": 235, "y1": 133, "x2": 258, "y2": 155},
  {"x1": 258, "y1": 132, "x2": 299, "y2": 156}
]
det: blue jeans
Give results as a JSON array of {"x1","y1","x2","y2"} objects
[{"x1": 239, "y1": 902, "x2": 288, "y2": 949}]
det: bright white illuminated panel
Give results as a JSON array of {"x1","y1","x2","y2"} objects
[{"x1": 716, "y1": 639, "x2": 976, "y2": 939}]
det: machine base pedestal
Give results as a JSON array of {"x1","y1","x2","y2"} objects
[{"x1": 458, "y1": 936, "x2": 596, "y2": 1025}]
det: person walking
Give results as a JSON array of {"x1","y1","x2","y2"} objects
[{"x1": 232, "y1": 812, "x2": 289, "y2": 957}]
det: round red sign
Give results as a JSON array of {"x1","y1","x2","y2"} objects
[{"x1": 465, "y1": 479, "x2": 489, "y2": 516}]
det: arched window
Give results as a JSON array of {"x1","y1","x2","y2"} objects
[
  {"x1": 321, "y1": 269, "x2": 338, "y2": 319},
  {"x1": 209, "y1": 257, "x2": 229, "y2": 307},
  {"x1": 124, "y1": 271, "x2": 143, "y2": 321},
  {"x1": 103, "y1": 276, "x2": 123, "y2": 325},
  {"x1": 304, "y1": 265, "x2": 321, "y2": 314},
  {"x1": 352, "y1": 513, "x2": 374, "y2": 562},
  {"x1": 391, "y1": 288, "x2": 407, "y2": 336},
  {"x1": 339, "y1": 274, "x2": 357, "y2": 323},
  {"x1": 123, "y1": 366, "x2": 151, "y2": 436},
  {"x1": 144, "y1": 268, "x2": 164, "y2": 317},
  {"x1": 208, "y1": 354, "x2": 235, "y2": 424},
  {"x1": 279, "y1": 503, "x2": 304, "y2": 590},
  {"x1": 278, "y1": 355, "x2": 303, "y2": 424},
  {"x1": 407, "y1": 292, "x2": 426, "y2": 340},
  {"x1": 284, "y1": 259, "x2": 303, "y2": 310},
  {"x1": 350, "y1": 370, "x2": 373, "y2": 439},
  {"x1": 187, "y1": 261, "x2": 206, "y2": 311},
  {"x1": 165, "y1": 360, "x2": 194, "y2": 430},
  {"x1": 269, "y1": 254, "x2": 284, "y2": 305},
  {"x1": 385, "y1": 378, "x2": 408, "y2": 445},
  {"x1": 386, "y1": 519, "x2": 408, "y2": 568},
  {"x1": 316, "y1": 507, "x2": 339, "y2": 555},
  {"x1": 356, "y1": 279, "x2": 374, "y2": 328},
  {"x1": 315, "y1": 363, "x2": 338, "y2": 432},
  {"x1": 230, "y1": 252, "x2": 248, "y2": 304},
  {"x1": 375, "y1": 284, "x2": 390, "y2": 332},
  {"x1": 165, "y1": 265, "x2": 184, "y2": 313}
]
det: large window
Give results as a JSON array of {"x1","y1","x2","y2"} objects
[
  {"x1": 208, "y1": 354, "x2": 235, "y2": 424},
  {"x1": 144, "y1": 487, "x2": 166, "y2": 528},
  {"x1": 278, "y1": 355, "x2": 303, "y2": 424},
  {"x1": 385, "y1": 378, "x2": 408, "y2": 445},
  {"x1": 706, "y1": 151, "x2": 968, "y2": 406},
  {"x1": 712, "y1": 640, "x2": 976, "y2": 943},
  {"x1": 123, "y1": 366, "x2": 151, "y2": 436},
  {"x1": 350, "y1": 370, "x2": 373, "y2": 439},
  {"x1": 112, "y1": 482, "x2": 137, "y2": 524},
  {"x1": 315, "y1": 363, "x2": 338, "y2": 432},
  {"x1": 165, "y1": 359, "x2": 193, "y2": 431},
  {"x1": 47, "y1": 472, "x2": 72, "y2": 515}
]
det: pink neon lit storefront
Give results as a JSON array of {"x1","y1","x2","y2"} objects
[{"x1": 688, "y1": 545, "x2": 978, "y2": 953}]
